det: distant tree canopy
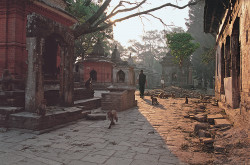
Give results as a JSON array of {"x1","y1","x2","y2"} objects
[
  {"x1": 166, "y1": 32, "x2": 199, "y2": 67},
  {"x1": 185, "y1": 0, "x2": 215, "y2": 88}
]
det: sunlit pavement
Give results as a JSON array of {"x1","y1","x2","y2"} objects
[{"x1": 0, "y1": 94, "x2": 186, "y2": 165}]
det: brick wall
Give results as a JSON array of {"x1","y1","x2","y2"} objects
[
  {"x1": 215, "y1": 0, "x2": 250, "y2": 122},
  {"x1": 83, "y1": 61, "x2": 113, "y2": 83},
  {"x1": 239, "y1": 0, "x2": 250, "y2": 122},
  {"x1": 0, "y1": 0, "x2": 27, "y2": 77},
  {"x1": 0, "y1": 0, "x2": 76, "y2": 79},
  {"x1": 101, "y1": 89, "x2": 137, "y2": 111}
]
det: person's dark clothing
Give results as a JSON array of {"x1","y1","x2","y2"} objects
[
  {"x1": 85, "y1": 78, "x2": 92, "y2": 90},
  {"x1": 139, "y1": 73, "x2": 146, "y2": 98}
]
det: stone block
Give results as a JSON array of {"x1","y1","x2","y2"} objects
[
  {"x1": 194, "y1": 114, "x2": 207, "y2": 122},
  {"x1": 214, "y1": 119, "x2": 231, "y2": 128},
  {"x1": 200, "y1": 138, "x2": 214, "y2": 144},
  {"x1": 214, "y1": 145, "x2": 225, "y2": 153},
  {"x1": 207, "y1": 114, "x2": 224, "y2": 124},
  {"x1": 87, "y1": 113, "x2": 106, "y2": 120}
]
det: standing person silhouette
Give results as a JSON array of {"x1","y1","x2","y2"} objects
[
  {"x1": 161, "y1": 76, "x2": 165, "y2": 89},
  {"x1": 138, "y1": 70, "x2": 147, "y2": 99}
]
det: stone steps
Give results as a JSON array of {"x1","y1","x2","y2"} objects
[
  {"x1": 86, "y1": 108, "x2": 107, "y2": 120},
  {"x1": 74, "y1": 98, "x2": 101, "y2": 110},
  {"x1": 1, "y1": 96, "x2": 102, "y2": 131},
  {"x1": 0, "y1": 106, "x2": 24, "y2": 126}
]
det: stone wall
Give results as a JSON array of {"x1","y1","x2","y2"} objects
[
  {"x1": 239, "y1": 0, "x2": 250, "y2": 122},
  {"x1": 214, "y1": 0, "x2": 250, "y2": 122}
]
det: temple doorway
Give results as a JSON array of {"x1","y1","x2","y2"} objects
[
  {"x1": 117, "y1": 70, "x2": 125, "y2": 83},
  {"x1": 90, "y1": 69, "x2": 97, "y2": 81},
  {"x1": 43, "y1": 34, "x2": 61, "y2": 79}
]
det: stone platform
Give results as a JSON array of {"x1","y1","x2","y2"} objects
[
  {"x1": 1, "y1": 97, "x2": 101, "y2": 131},
  {"x1": 7, "y1": 107, "x2": 90, "y2": 131}
]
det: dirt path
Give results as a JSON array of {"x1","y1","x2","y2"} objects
[{"x1": 136, "y1": 91, "x2": 249, "y2": 165}]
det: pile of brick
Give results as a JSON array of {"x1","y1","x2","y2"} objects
[
  {"x1": 145, "y1": 86, "x2": 205, "y2": 98},
  {"x1": 184, "y1": 101, "x2": 232, "y2": 153}
]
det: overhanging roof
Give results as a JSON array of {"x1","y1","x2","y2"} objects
[{"x1": 204, "y1": 0, "x2": 230, "y2": 33}]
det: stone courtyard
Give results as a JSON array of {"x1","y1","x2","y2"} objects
[
  {"x1": 0, "y1": 90, "x2": 249, "y2": 165},
  {"x1": 0, "y1": 94, "x2": 184, "y2": 165}
]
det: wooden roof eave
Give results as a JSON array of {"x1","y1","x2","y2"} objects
[
  {"x1": 33, "y1": 1, "x2": 78, "y2": 24},
  {"x1": 204, "y1": 0, "x2": 229, "y2": 34}
]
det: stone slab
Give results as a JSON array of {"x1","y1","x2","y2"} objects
[
  {"x1": 214, "y1": 119, "x2": 231, "y2": 128},
  {"x1": 0, "y1": 107, "x2": 23, "y2": 115},
  {"x1": 7, "y1": 107, "x2": 89, "y2": 130},
  {"x1": 207, "y1": 114, "x2": 224, "y2": 124},
  {"x1": 87, "y1": 114, "x2": 106, "y2": 120}
]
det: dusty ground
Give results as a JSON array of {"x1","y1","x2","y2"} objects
[{"x1": 136, "y1": 89, "x2": 250, "y2": 165}]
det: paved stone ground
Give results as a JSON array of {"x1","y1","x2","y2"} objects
[{"x1": 0, "y1": 95, "x2": 186, "y2": 165}]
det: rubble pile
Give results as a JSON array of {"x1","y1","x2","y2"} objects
[
  {"x1": 144, "y1": 86, "x2": 207, "y2": 98},
  {"x1": 183, "y1": 99, "x2": 234, "y2": 155}
]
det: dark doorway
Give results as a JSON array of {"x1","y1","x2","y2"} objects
[
  {"x1": 231, "y1": 17, "x2": 241, "y2": 107},
  {"x1": 90, "y1": 70, "x2": 97, "y2": 81},
  {"x1": 43, "y1": 35, "x2": 60, "y2": 79},
  {"x1": 225, "y1": 36, "x2": 231, "y2": 78},
  {"x1": 221, "y1": 44, "x2": 225, "y2": 94},
  {"x1": 117, "y1": 70, "x2": 125, "y2": 82}
]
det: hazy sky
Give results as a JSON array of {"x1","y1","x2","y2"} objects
[{"x1": 108, "y1": 0, "x2": 190, "y2": 47}]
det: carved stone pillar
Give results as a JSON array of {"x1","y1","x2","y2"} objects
[
  {"x1": 25, "y1": 37, "x2": 44, "y2": 112},
  {"x1": 59, "y1": 45, "x2": 73, "y2": 106}
]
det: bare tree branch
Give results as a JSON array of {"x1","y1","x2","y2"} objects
[
  {"x1": 73, "y1": 0, "x2": 202, "y2": 38},
  {"x1": 87, "y1": 0, "x2": 111, "y2": 24},
  {"x1": 93, "y1": 0, "x2": 146, "y2": 28}
]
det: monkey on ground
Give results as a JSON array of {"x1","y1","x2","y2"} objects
[
  {"x1": 151, "y1": 95, "x2": 159, "y2": 105},
  {"x1": 107, "y1": 110, "x2": 118, "y2": 129}
]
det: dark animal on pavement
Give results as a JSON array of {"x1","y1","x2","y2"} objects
[
  {"x1": 107, "y1": 110, "x2": 118, "y2": 129},
  {"x1": 151, "y1": 95, "x2": 159, "y2": 105}
]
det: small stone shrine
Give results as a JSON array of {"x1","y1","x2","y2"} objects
[
  {"x1": 82, "y1": 39, "x2": 114, "y2": 89},
  {"x1": 111, "y1": 46, "x2": 136, "y2": 87}
]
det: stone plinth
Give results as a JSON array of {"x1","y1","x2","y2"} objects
[
  {"x1": 74, "y1": 88, "x2": 94, "y2": 100},
  {"x1": 8, "y1": 107, "x2": 89, "y2": 130},
  {"x1": 101, "y1": 86, "x2": 137, "y2": 111}
]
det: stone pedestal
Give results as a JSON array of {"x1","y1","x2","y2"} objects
[{"x1": 101, "y1": 85, "x2": 137, "y2": 111}]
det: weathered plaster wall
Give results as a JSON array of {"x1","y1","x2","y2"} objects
[
  {"x1": 239, "y1": 0, "x2": 250, "y2": 121},
  {"x1": 215, "y1": 0, "x2": 249, "y2": 122}
]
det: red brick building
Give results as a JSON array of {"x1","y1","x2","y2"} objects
[
  {"x1": 83, "y1": 40, "x2": 113, "y2": 88},
  {"x1": 0, "y1": 0, "x2": 76, "y2": 79},
  {"x1": 0, "y1": 0, "x2": 77, "y2": 110},
  {"x1": 204, "y1": 0, "x2": 250, "y2": 122}
]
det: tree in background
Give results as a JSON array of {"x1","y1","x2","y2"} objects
[
  {"x1": 65, "y1": 0, "x2": 201, "y2": 38},
  {"x1": 165, "y1": 32, "x2": 199, "y2": 67},
  {"x1": 66, "y1": 0, "x2": 113, "y2": 61},
  {"x1": 186, "y1": 0, "x2": 215, "y2": 88},
  {"x1": 65, "y1": 0, "x2": 203, "y2": 63},
  {"x1": 127, "y1": 30, "x2": 167, "y2": 73}
]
